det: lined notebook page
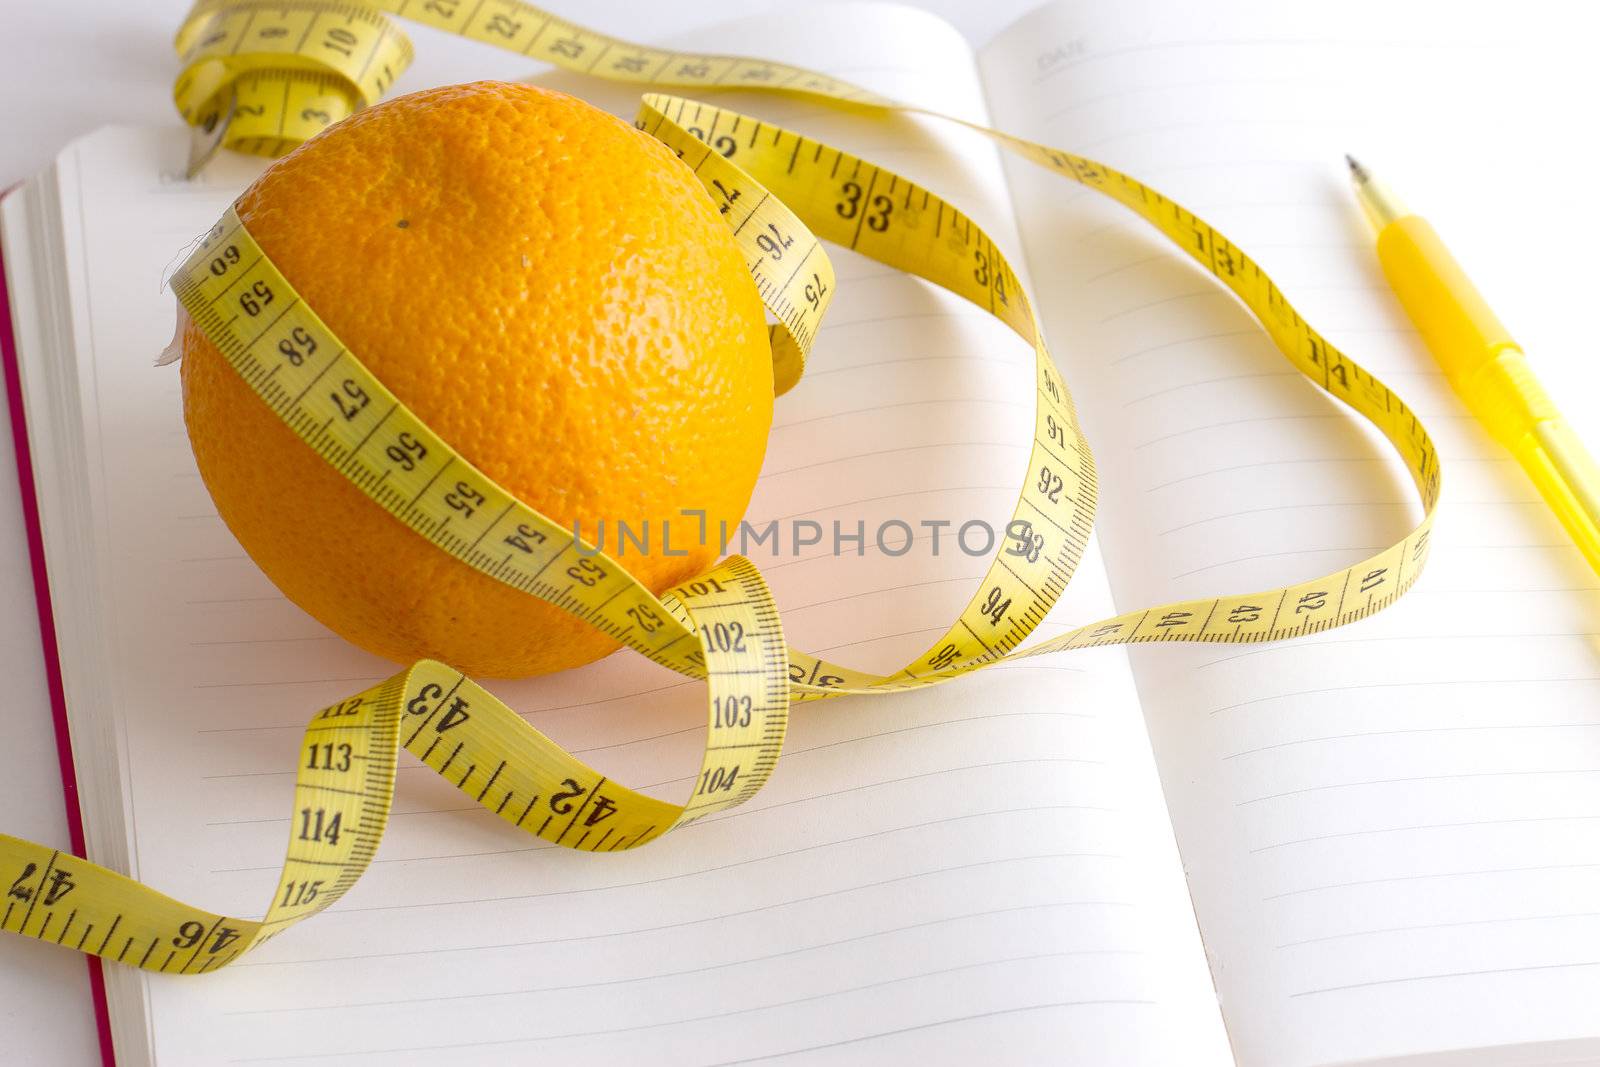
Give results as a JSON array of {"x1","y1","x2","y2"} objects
[
  {"x1": 982, "y1": 2, "x2": 1600, "y2": 1064},
  {"x1": 36, "y1": 6, "x2": 1229, "y2": 1064}
]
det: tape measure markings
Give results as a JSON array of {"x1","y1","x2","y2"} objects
[{"x1": 0, "y1": 0, "x2": 1439, "y2": 975}]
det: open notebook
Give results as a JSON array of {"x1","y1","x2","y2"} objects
[{"x1": 4, "y1": 0, "x2": 1599, "y2": 1063}]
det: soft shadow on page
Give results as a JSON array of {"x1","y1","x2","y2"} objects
[
  {"x1": 981, "y1": 1, "x2": 1600, "y2": 1065},
  {"x1": 48, "y1": 4, "x2": 1220, "y2": 1065}
]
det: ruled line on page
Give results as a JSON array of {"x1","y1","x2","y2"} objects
[
  {"x1": 227, "y1": 942, "x2": 1148, "y2": 1017},
  {"x1": 231, "y1": 994, "x2": 1161, "y2": 1063},
  {"x1": 698, "y1": 1001, "x2": 1160, "y2": 1067},
  {"x1": 1289, "y1": 959, "x2": 1600, "y2": 999},
  {"x1": 205, "y1": 754, "x2": 1107, "y2": 833},
  {"x1": 228, "y1": 853, "x2": 1127, "y2": 967},
  {"x1": 1239, "y1": 769, "x2": 1600, "y2": 808},
  {"x1": 197, "y1": 708, "x2": 1100, "y2": 785},
  {"x1": 1277, "y1": 910, "x2": 1600, "y2": 950},
  {"x1": 1210, "y1": 677, "x2": 1600, "y2": 717}
]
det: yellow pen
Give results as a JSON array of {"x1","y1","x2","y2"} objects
[{"x1": 1348, "y1": 155, "x2": 1600, "y2": 577}]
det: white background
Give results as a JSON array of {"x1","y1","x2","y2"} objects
[{"x1": 0, "y1": 2, "x2": 1037, "y2": 1062}]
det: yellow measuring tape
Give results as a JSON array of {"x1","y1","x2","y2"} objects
[{"x1": 0, "y1": 0, "x2": 1439, "y2": 974}]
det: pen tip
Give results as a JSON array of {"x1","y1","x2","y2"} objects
[{"x1": 1345, "y1": 154, "x2": 1370, "y2": 182}]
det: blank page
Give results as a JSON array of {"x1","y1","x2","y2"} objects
[
  {"x1": 981, "y1": 1, "x2": 1600, "y2": 1064},
  {"x1": 28, "y1": 5, "x2": 1230, "y2": 1064}
]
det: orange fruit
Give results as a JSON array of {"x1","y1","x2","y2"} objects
[{"x1": 181, "y1": 82, "x2": 773, "y2": 677}]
